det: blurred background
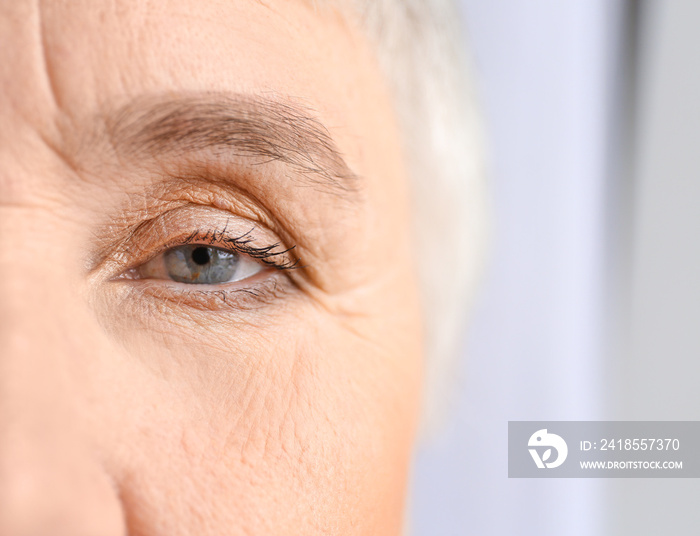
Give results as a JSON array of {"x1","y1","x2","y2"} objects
[{"x1": 409, "y1": 1, "x2": 700, "y2": 534}]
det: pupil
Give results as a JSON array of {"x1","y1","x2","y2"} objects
[{"x1": 191, "y1": 247, "x2": 211, "y2": 266}]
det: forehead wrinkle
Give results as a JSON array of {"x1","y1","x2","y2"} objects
[{"x1": 104, "y1": 93, "x2": 361, "y2": 198}]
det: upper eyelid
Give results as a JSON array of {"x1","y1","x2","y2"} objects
[
  {"x1": 90, "y1": 204, "x2": 301, "y2": 282},
  {"x1": 89, "y1": 178, "x2": 298, "y2": 269}
]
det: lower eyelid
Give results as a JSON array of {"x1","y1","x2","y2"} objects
[{"x1": 111, "y1": 268, "x2": 294, "y2": 313}]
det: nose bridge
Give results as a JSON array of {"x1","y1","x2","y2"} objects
[
  {"x1": 0, "y1": 199, "x2": 80, "y2": 387},
  {"x1": 0, "y1": 203, "x2": 78, "y2": 418},
  {"x1": 0, "y1": 206, "x2": 126, "y2": 534},
  {"x1": 0, "y1": 2, "x2": 127, "y2": 528}
]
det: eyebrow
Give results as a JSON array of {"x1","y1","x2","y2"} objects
[{"x1": 104, "y1": 93, "x2": 360, "y2": 197}]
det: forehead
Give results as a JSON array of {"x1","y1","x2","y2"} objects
[
  {"x1": 0, "y1": 0, "x2": 400, "y2": 184},
  {"x1": 12, "y1": 1, "x2": 354, "y2": 91}
]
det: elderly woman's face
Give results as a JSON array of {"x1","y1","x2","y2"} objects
[{"x1": 0, "y1": 1, "x2": 423, "y2": 534}]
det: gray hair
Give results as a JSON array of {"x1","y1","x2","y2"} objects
[{"x1": 325, "y1": 0, "x2": 488, "y2": 432}]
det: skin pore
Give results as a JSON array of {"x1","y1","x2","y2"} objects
[{"x1": 0, "y1": 1, "x2": 423, "y2": 535}]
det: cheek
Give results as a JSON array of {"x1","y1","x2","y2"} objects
[{"x1": 100, "y1": 297, "x2": 422, "y2": 535}]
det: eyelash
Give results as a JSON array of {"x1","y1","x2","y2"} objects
[
  {"x1": 172, "y1": 226, "x2": 301, "y2": 272},
  {"x1": 115, "y1": 225, "x2": 302, "y2": 311}
]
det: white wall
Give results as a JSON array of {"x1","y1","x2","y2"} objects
[{"x1": 409, "y1": 1, "x2": 625, "y2": 534}]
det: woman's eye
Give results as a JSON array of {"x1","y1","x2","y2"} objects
[{"x1": 135, "y1": 244, "x2": 265, "y2": 285}]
